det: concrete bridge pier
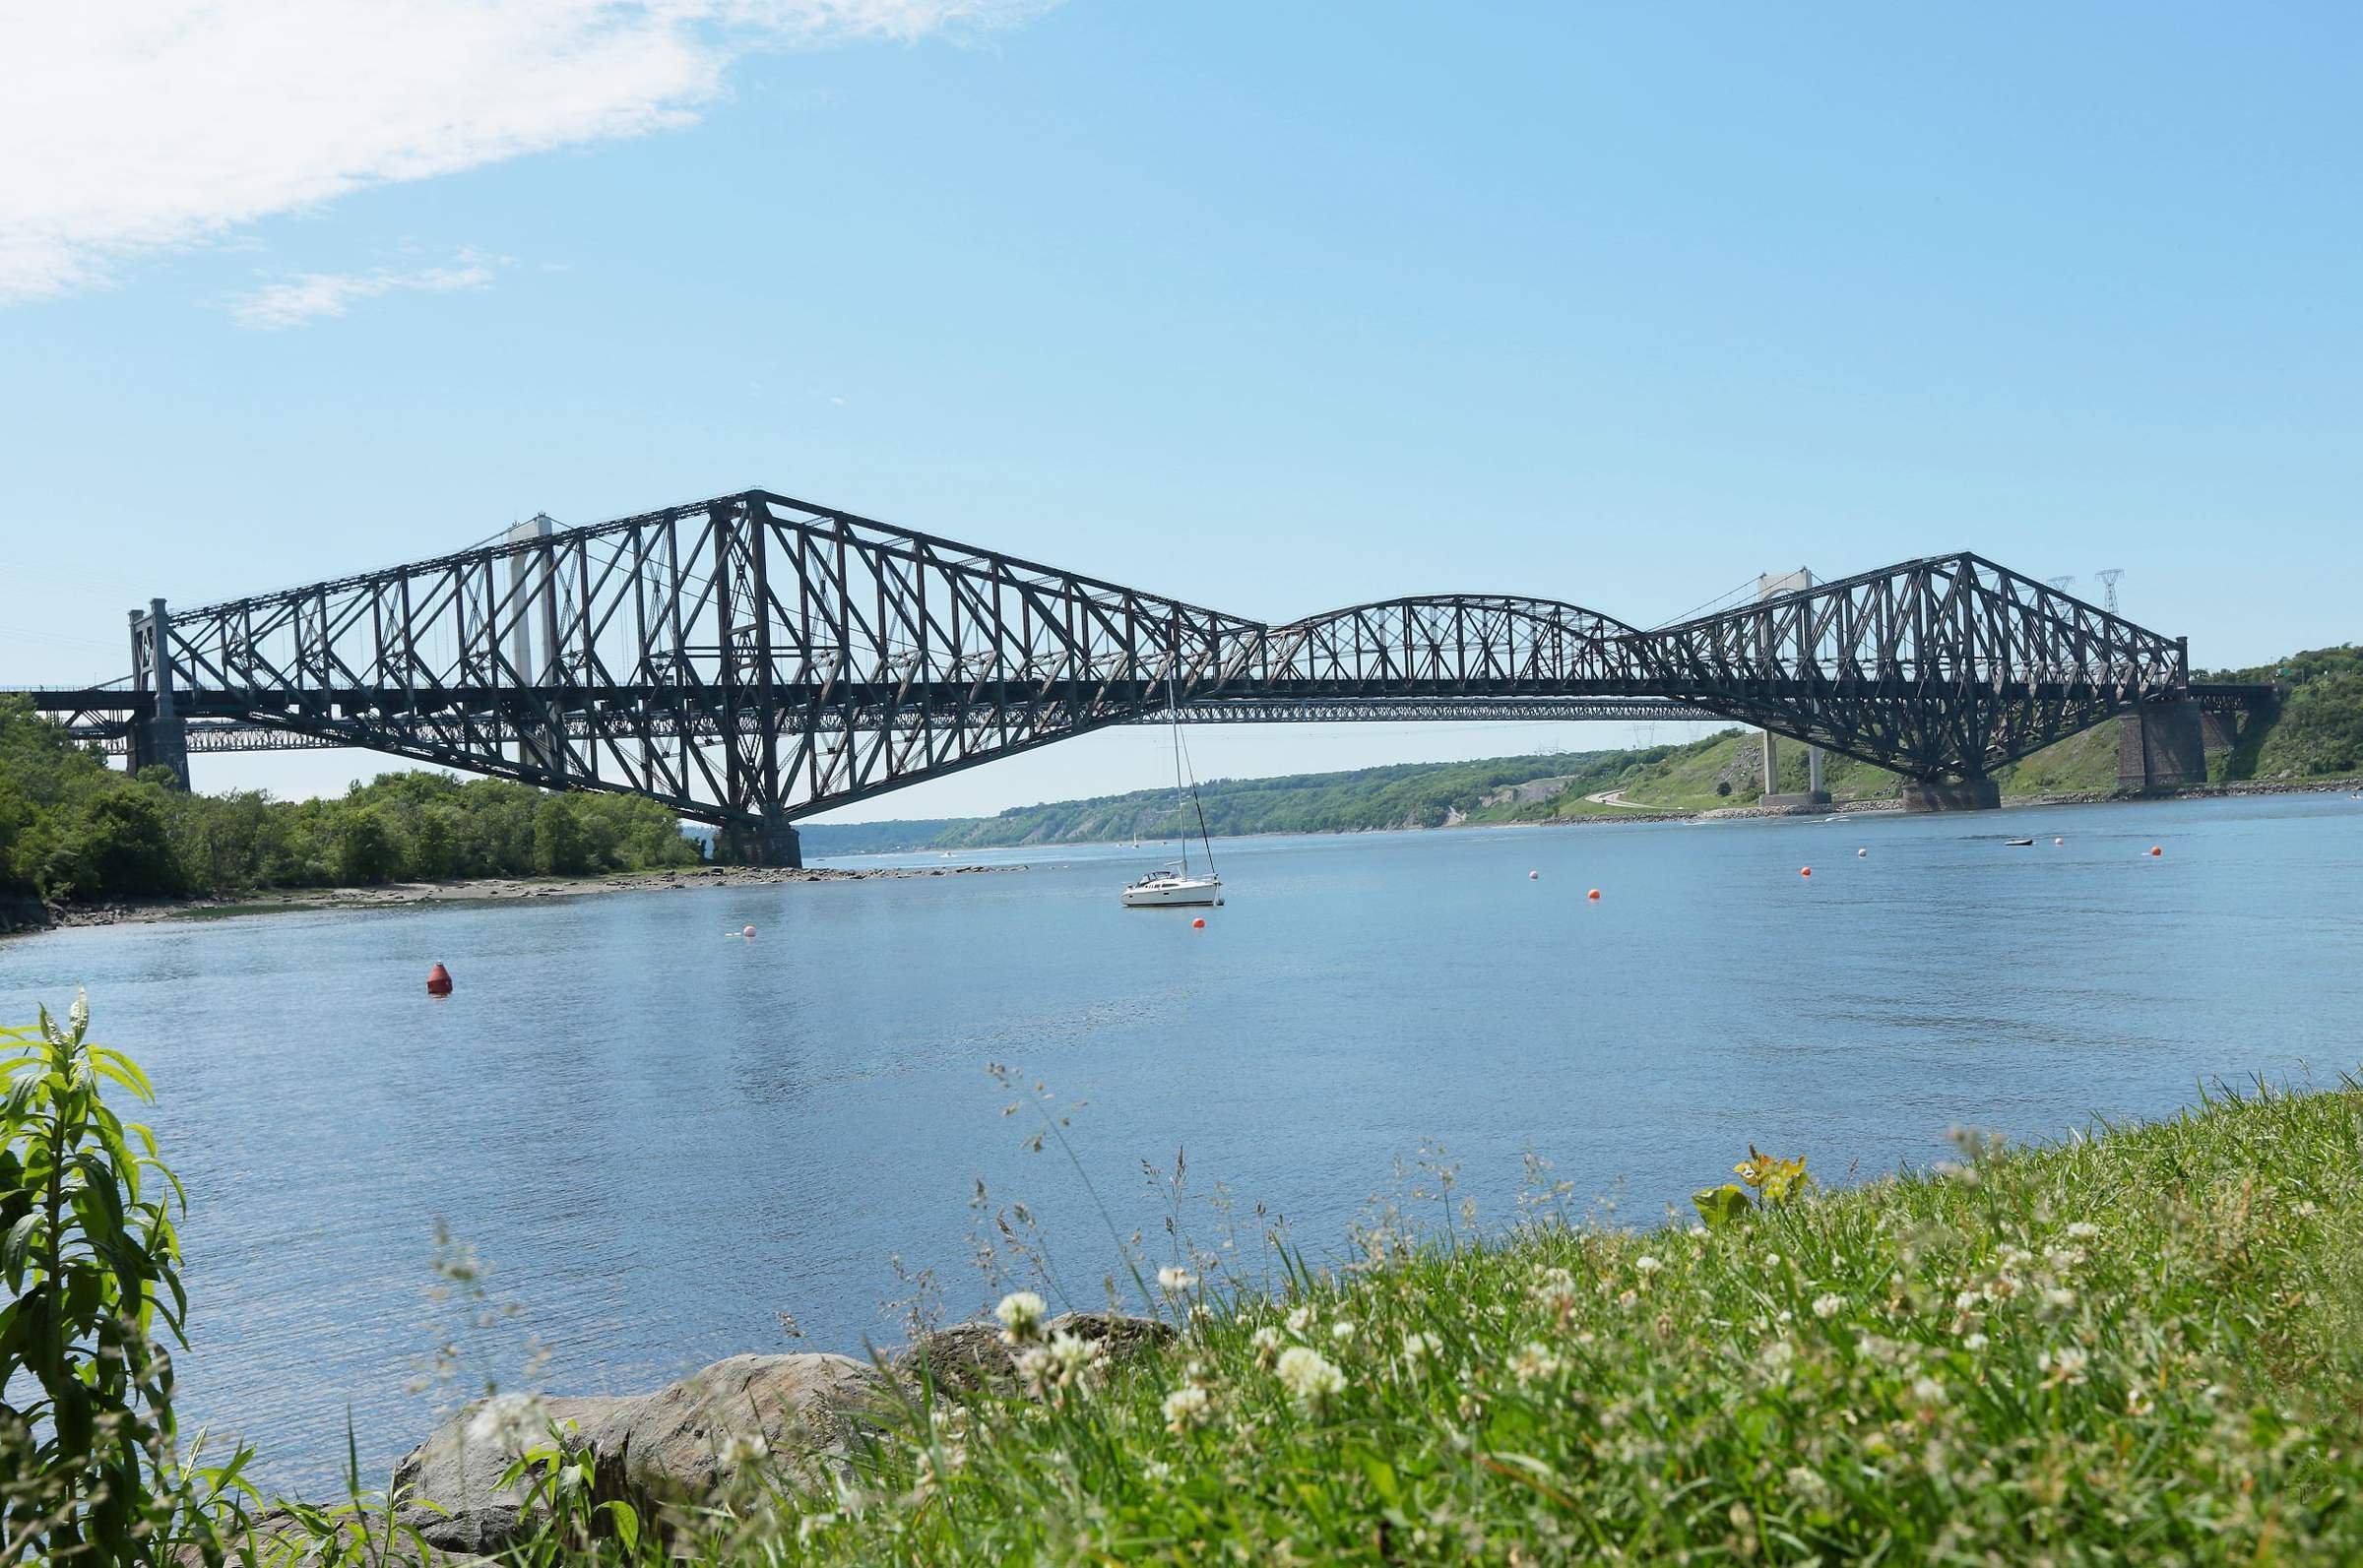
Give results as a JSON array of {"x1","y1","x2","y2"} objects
[
  {"x1": 1901, "y1": 776, "x2": 2001, "y2": 812},
  {"x1": 2119, "y1": 700, "x2": 2206, "y2": 792},
  {"x1": 127, "y1": 598, "x2": 190, "y2": 787},
  {"x1": 718, "y1": 812, "x2": 803, "y2": 868}
]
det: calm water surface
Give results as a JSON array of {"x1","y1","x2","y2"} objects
[{"x1": 4, "y1": 793, "x2": 2360, "y2": 1487}]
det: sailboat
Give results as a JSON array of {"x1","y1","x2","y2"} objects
[{"x1": 1121, "y1": 673, "x2": 1224, "y2": 908}]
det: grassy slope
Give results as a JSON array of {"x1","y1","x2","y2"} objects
[{"x1": 770, "y1": 1083, "x2": 2363, "y2": 1564}]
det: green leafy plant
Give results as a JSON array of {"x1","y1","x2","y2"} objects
[
  {"x1": 1, "y1": 994, "x2": 250, "y2": 1564},
  {"x1": 1691, "y1": 1142, "x2": 1812, "y2": 1230}
]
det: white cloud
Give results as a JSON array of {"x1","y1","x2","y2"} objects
[
  {"x1": 230, "y1": 256, "x2": 501, "y2": 330},
  {"x1": 0, "y1": 1, "x2": 1054, "y2": 303}
]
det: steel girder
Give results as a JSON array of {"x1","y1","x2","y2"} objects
[{"x1": 29, "y1": 492, "x2": 2203, "y2": 832}]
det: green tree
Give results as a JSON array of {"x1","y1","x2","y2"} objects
[
  {"x1": 532, "y1": 796, "x2": 589, "y2": 876},
  {"x1": 334, "y1": 808, "x2": 401, "y2": 884}
]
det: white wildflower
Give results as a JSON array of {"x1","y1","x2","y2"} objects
[
  {"x1": 1402, "y1": 1331, "x2": 1442, "y2": 1363},
  {"x1": 1285, "y1": 1305, "x2": 1316, "y2": 1335},
  {"x1": 1250, "y1": 1326, "x2": 1284, "y2": 1367},
  {"x1": 1158, "y1": 1266, "x2": 1197, "y2": 1293},
  {"x1": 1330, "y1": 1319, "x2": 1357, "y2": 1346},
  {"x1": 1909, "y1": 1376, "x2": 1948, "y2": 1407},
  {"x1": 2126, "y1": 1385, "x2": 2155, "y2": 1417},
  {"x1": 1812, "y1": 1292, "x2": 1845, "y2": 1320},
  {"x1": 1161, "y1": 1384, "x2": 1213, "y2": 1433},
  {"x1": 1509, "y1": 1343, "x2": 1563, "y2": 1386},
  {"x1": 2039, "y1": 1346, "x2": 2089, "y2": 1386},
  {"x1": 719, "y1": 1431, "x2": 769, "y2": 1470},
  {"x1": 1961, "y1": 1332, "x2": 1990, "y2": 1352},
  {"x1": 68, "y1": 990, "x2": 90, "y2": 1034},
  {"x1": 1632, "y1": 1255, "x2": 1663, "y2": 1278},
  {"x1": 1275, "y1": 1346, "x2": 1346, "y2": 1410},
  {"x1": 2066, "y1": 1221, "x2": 2100, "y2": 1239},
  {"x1": 2043, "y1": 1286, "x2": 2077, "y2": 1314},
  {"x1": 994, "y1": 1290, "x2": 1047, "y2": 1345},
  {"x1": 465, "y1": 1393, "x2": 550, "y2": 1459},
  {"x1": 1143, "y1": 1458, "x2": 1176, "y2": 1484}
]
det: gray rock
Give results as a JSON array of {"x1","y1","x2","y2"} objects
[
  {"x1": 393, "y1": 1353, "x2": 884, "y2": 1554},
  {"x1": 892, "y1": 1310, "x2": 1175, "y2": 1398}
]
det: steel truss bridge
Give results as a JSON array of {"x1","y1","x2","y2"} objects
[{"x1": 15, "y1": 489, "x2": 2262, "y2": 864}]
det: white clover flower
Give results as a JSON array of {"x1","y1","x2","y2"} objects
[
  {"x1": 2043, "y1": 1286, "x2": 2077, "y2": 1313},
  {"x1": 465, "y1": 1393, "x2": 550, "y2": 1458},
  {"x1": 2066, "y1": 1221, "x2": 2100, "y2": 1240},
  {"x1": 1143, "y1": 1459, "x2": 1176, "y2": 1484},
  {"x1": 1330, "y1": 1319, "x2": 1357, "y2": 1346},
  {"x1": 1048, "y1": 1330, "x2": 1104, "y2": 1381},
  {"x1": 1161, "y1": 1384, "x2": 1213, "y2": 1434},
  {"x1": 994, "y1": 1290, "x2": 1047, "y2": 1345},
  {"x1": 1285, "y1": 1305, "x2": 1315, "y2": 1335},
  {"x1": 1952, "y1": 1289, "x2": 1981, "y2": 1313},
  {"x1": 1158, "y1": 1266, "x2": 1197, "y2": 1293},
  {"x1": 719, "y1": 1432, "x2": 770, "y2": 1470},
  {"x1": 1509, "y1": 1343, "x2": 1563, "y2": 1386},
  {"x1": 1760, "y1": 1252, "x2": 1783, "y2": 1270},
  {"x1": 2039, "y1": 1346, "x2": 2089, "y2": 1386},
  {"x1": 1275, "y1": 1346, "x2": 1345, "y2": 1410},
  {"x1": 1402, "y1": 1331, "x2": 1442, "y2": 1362},
  {"x1": 1909, "y1": 1376, "x2": 1948, "y2": 1407},
  {"x1": 1960, "y1": 1332, "x2": 1990, "y2": 1352},
  {"x1": 1812, "y1": 1293, "x2": 1845, "y2": 1320},
  {"x1": 1633, "y1": 1255, "x2": 1663, "y2": 1278},
  {"x1": 1249, "y1": 1326, "x2": 1284, "y2": 1367}
]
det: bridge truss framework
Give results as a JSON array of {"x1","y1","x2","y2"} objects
[{"x1": 18, "y1": 489, "x2": 2243, "y2": 864}]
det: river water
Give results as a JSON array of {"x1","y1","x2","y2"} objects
[{"x1": 3, "y1": 792, "x2": 2359, "y2": 1488}]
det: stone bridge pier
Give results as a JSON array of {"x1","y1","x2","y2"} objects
[{"x1": 2119, "y1": 700, "x2": 2207, "y2": 792}]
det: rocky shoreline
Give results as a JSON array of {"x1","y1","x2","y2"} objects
[
  {"x1": 236, "y1": 1310, "x2": 1173, "y2": 1564},
  {"x1": 5, "y1": 861, "x2": 1022, "y2": 940}
]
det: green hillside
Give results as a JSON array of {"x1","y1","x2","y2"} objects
[{"x1": 807, "y1": 645, "x2": 2361, "y2": 852}]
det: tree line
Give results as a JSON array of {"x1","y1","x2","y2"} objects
[{"x1": 0, "y1": 698, "x2": 703, "y2": 904}]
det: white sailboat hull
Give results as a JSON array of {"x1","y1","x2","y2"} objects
[{"x1": 1120, "y1": 876, "x2": 1224, "y2": 908}]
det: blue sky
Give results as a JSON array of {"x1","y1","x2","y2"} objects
[{"x1": 4, "y1": 2, "x2": 2356, "y2": 820}]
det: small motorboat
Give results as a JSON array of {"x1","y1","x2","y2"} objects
[
  {"x1": 2005, "y1": 838, "x2": 2035, "y2": 847},
  {"x1": 1121, "y1": 867, "x2": 1224, "y2": 908}
]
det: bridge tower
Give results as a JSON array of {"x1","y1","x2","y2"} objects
[
  {"x1": 1755, "y1": 571, "x2": 1829, "y2": 808},
  {"x1": 126, "y1": 598, "x2": 189, "y2": 786},
  {"x1": 506, "y1": 515, "x2": 564, "y2": 779}
]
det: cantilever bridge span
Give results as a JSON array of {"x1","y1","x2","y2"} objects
[{"x1": 22, "y1": 489, "x2": 2250, "y2": 865}]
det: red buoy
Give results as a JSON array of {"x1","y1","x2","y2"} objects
[
  {"x1": 742, "y1": 924, "x2": 756, "y2": 938},
  {"x1": 2148, "y1": 846, "x2": 2162, "y2": 857},
  {"x1": 1800, "y1": 866, "x2": 1813, "y2": 878},
  {"x1": 1191, "y1": 916, "x2": 1206, "y2": 929},
  {"x1": 1586, "y1": 888, "x2": 1601, "y2": 901},
  {"x1": 425, "y1": 963, "x2": 453, "y2": 996}
]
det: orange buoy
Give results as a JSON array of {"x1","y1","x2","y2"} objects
[
  {"x1": 1586, "y1": 888, "x2": 1601, "y2": 902},
  {"x1": 425, "y1": 963, "x2": 453, "y2": 996},
  {"x1": 1191, "y1": 916, "x2": 1206, "y2": 928},
  {"x1": 1800, "y1": 866, "x2": 1813, "y2": 878},
  {"x1": 2147, "y1": 846, "x2": 2162, "y2": 857}
]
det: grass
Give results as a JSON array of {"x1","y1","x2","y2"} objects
[{"x1": 437, "y1": 1078, "x2": 2363, "y2": 1565}]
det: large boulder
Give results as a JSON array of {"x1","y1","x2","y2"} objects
[
  {"x1": 393, "y1": 1353, "x2": 884, "y2": 1554},
  {"x1": 891, "y1": 1310, "x2": 1175, "y2": 1399}
]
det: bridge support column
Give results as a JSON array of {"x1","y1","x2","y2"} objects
[
  {"x1": 718, "y1": 813, "x2": 802, "y2": 869},
  {"x1": 127, "y1": 598, "x2": 189, "y2": 787},
  {"x1": 2119, "y1": 700, "x2": 2205, "y2": 792},
  {"x1": 1901, "y1": 777, "x2": 2000, "y2": 812}
]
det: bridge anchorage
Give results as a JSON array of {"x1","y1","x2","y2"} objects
[{"x1": 27, "y1": 490, "x2": 2267, "y2": 867}]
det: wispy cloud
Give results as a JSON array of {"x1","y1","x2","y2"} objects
[
  {"x1": 0, "y1": 1, "x2": 1057, "y2": 304},
  {"x1": 229, "y1": 256, "x2": 502, "y2": 330}
]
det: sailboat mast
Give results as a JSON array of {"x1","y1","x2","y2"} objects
[{"x1": 1168, "y1": 668, "x2": 1189, "y2": 876}]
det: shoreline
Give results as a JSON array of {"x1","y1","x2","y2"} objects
[{"x1": 3, "y1": 861, "x2": 1024, "y2": 939}]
